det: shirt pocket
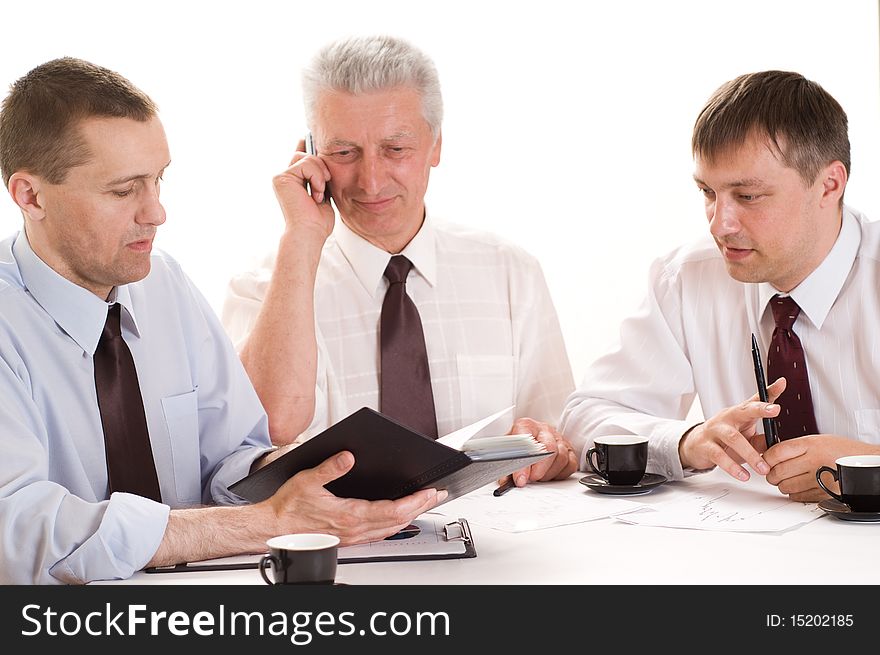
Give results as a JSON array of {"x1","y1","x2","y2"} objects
[
  {"x1": 161, "y1": 389, "x2": 201, "y2": 504},
  {"x1": 854, "y1": 409, "x2": 880, "y2": 444},
  {"x1": 455, "y1": 355, "x2": 516, "y2": 427}
]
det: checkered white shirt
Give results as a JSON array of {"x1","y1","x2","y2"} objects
[{"x1": 223, "y1": 215, "x2": 574, "y2": 439}]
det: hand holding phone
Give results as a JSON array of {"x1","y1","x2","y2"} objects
[{"x1": 272, "y1": 133, "x2": 334, "y2": 239}]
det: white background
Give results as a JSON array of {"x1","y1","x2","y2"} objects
[{"x1": 1, "y1": 0, "x2": 877, "y2": 384}]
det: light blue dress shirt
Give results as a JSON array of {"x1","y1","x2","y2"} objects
[{"x1": 0, "y1": 231, "x2": 272, "y2": 584}]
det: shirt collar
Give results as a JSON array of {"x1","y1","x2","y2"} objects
[
  {"x1": 13, "y1": 231, "x2": 141, "y2": 356},
  {"x1": 757, "y1": 206, "x2": 860, "y2": 329},
  {"x1": 334, "y1": 213, "x2": 438, "y2": 299}
]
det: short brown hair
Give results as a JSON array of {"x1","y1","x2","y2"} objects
[
  {"x1": 692, "y1": 70, "x2": 850, "y2": 186},
  {"x1": 0, "y1": 57, "x2": 157, "y2": 186}
]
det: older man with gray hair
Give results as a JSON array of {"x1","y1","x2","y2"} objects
[{"x1": 223, "y1": 35, "x2": 576, "y2": 488}]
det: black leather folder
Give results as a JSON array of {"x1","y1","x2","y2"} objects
[{"x1": 229, "y1": 407, "x2": 550, "y2": 504}]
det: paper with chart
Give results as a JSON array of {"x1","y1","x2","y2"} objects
[
  {"x1": 611, "y1": 481, "x2": 824, "y2": 532},
  {"x1": 437, "y1": 479, "x2": 647, "y2": 532}
]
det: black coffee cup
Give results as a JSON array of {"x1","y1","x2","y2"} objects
[
  {"x1": 259, "y1": 533, "x2": 340, "y2": 585},
  {"x1": 816, "y1": 455, "x2": 880, "y2": 512},
  {"x1": 586, "y1": 435, "x2": 648, "y2": 486}
]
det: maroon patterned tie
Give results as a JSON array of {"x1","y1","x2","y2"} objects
[
  {"x1": 766, "y1": 295, "x2": 818, "y2": 440},
  {"x1": 380, "y1": 255, "x2": 438, "y2": 438},
  {"x1": 94, "y1": 303, "x2": 162, "y2": 501}
]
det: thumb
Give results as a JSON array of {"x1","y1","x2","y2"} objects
[
  {"x1": 306, "y1": 451, "x2": 355, "y2": 487},
  {"x1": 767, "y1": 377, "x2": 787, "y2": 403}
]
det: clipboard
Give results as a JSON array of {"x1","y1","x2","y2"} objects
[
  {"x1": 335, "y1": 517, "x2": 475, "y2": 564},
  {"x1": 143, "y1": 516, "x2": 475, "y2": 574}
]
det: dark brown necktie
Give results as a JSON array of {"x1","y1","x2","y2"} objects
[
  {"x1": 94, "y1": 303, "x2": 162, "y2": 501},
  {"x1": 380, "y1": 255, "x2": 438, "y2": 438},
  {"x1": 767, "y1": 295, "x2": 818, "y2": 440}
]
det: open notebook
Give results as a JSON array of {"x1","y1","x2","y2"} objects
[{"x1": 230, "y1": 405, "x2": 549, "y2": 505}]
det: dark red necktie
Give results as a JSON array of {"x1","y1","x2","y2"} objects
[
  {"x1": 93, "y1": 303, "x2": 162, "y2": 501},
  {"x1": 380, "y1": 255, "x2": 438, "y2": 438},
  {"x1": 766, "y1": 295, "x2": 818, "y2": 440}
]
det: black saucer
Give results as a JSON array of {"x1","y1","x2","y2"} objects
[
  {"x1": 578, "y1": 472, "x2": 667, "y2": 495},
  {"x1": 818, "y1": 498, "x2": 880, "y2": 522}
]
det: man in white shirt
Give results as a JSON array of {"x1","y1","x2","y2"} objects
[
  {"x1": 222, "y1": 36, "x2": 576, "y2": 488},
  {"x1": 0, "y1": 57, "x2": 442, "y2": 584},
  {"x1": 561, "y1": 70, "x2": 880, "y2": 501}
]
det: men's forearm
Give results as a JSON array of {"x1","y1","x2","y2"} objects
[
  {"x1": 148, "y1": 503, "x2": 273, "y2": 567},
  {"x1": 240, "y1": 227, "x2": 324, "y2": 442}
]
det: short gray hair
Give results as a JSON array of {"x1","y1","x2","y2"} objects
[{"x1": 302, "y1": 35, "x2": 443, "y2": 137}]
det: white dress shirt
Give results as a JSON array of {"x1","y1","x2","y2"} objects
[
  {"x1": 560, "y1": 206, "x2": 880, "y2": 481},
  {"x1": 223, "y1": 216, "x2": 574, "y2": 438},
  {"x1": 0, "y1": 232, "x2": 272, "y2": 584}
]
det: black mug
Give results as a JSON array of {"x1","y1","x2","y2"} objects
[
  {"x1": 586, "y1": 435, "x2": 648, "y2": 486},
  {"x1": 816, "y1": 455, "x2": 880, "y2": 512},
  {"x1": 259, "y1": 533, "x2": 340, "y2": 585}
]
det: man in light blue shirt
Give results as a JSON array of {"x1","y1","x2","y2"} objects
[{"x1": 0, "y1": 57, "x2": 443, "y2": 584}]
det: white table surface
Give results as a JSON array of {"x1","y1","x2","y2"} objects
[{"x1": 106, "y1": 468, "x2": 876, "y2": 586}]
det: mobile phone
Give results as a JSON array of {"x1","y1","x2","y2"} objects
[{"x1": 304, "y1": 131, "x2": 330, "y2": 203}]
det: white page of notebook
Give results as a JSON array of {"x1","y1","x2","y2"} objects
[{"x1": 437, "y1": 405, "x2": 515, "y2": 451}]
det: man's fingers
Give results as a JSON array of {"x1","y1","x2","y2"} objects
[
  {"x1": 775, "y1": 470, "x2": 820, "y2": 496},
  {"x1": 335, "y1": 488, "x2": 446, "y2": 545},
  {"x1": 527, "y1": 429, "x2": 559, "y2": 480},
  {"x1": 400, "y1": 488, "x2": 447, "y2": 516},
  {"x1": 300, "y1": 451, "x2": 355, "y2": 488},
  {"x1": 509, "y1": 417, "x2": 539, "y2": 436},
  {"x1": 712, "y1": 417, "x2": 770, "y2": 476},
  {"x1": 723, "y1": 401, "x2": 776, "y2": 475},
  {"x1": 710, "y1": 446, "x2": 753, "y2": 482},
  {"x1": 552, "y1": 449, "x2": 579, "y2": 480},
  {"x1": 511, "y1": 466, "x2": 530, "y2": 486},
  {"x1": 763, "y1": 435, "x2": 809, "y2": 467},
  {"x1": 701, "y1": 422, "x2": 760, "y2": 479},
  {"x1": 729, "y1": 399, "x2": 781, "y2": 423},
  {"x1": 534, "y1": 447, "x2": 571, "y2": 481},
  {"x1": 787, "y1": 487, "x2": 829, "y2": 503}
]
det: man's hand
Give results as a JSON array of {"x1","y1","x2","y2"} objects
[
  {"x1": 764, "y1": 435, "x2": 880, "y2": 502},
  {"x1": 272, "y1": 140, "x2": 335, "y2": 240},
  {"x1": 499, "y1": 418, "x2": 578, "y2": 487},
  {"x1": 678, "y1": 378, "x2": 787, "y2": 481},
  {"x1": 266, "y1": 451, "x2": 447, "y2": 545}
]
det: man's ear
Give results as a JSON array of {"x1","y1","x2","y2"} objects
[
  {"x1": 817, "y1": 160, "x2": 847, "y2": 208},
  {"x1": 430, "y1": 130, "x2": 442, "y2": 168},
  {"x1": 8, "y1": 172, "x2": 47, "y2": 221}
]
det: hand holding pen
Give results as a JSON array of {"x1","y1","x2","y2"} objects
[{"x1": 677, "y1": 363, "x2": 786, "y2": 482}]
